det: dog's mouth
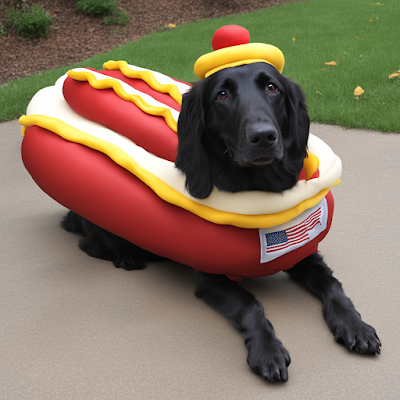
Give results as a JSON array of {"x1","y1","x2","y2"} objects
[
  {"x1": 250, "y1": 156, "x2": 275, "y2": 166},
  {"x1": 224, "y1": 147, "x2": 279, "y2": 166},
  {"x1": 223, "y1": 141, "x2": 283, "y2": 167}
]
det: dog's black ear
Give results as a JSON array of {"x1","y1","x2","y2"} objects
[
  {"x1": 284, "y1": 79, "x2": 310, "y2": 162},
  {"x1": 175, "y1": 83, "x2": 214, "y2": 199}
]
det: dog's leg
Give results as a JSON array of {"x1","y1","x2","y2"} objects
[
  {"x1": 195, "y1": 271, "x2": 291, "y2": 382},
  {"x1": 61, "y1": 211, "x2": 164, "y2": 270},
  {"x1": 80, "y1": 221, "x2": 149, "y2": 270},
  {"x1": 61, "y1": 210, "x2": 85, "y2": 234},
  {"x1": 285, "y1": 252, "x2": 381, "y2": 354}
]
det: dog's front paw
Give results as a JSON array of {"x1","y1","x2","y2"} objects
[
  {"x1": 333, "y1": 318, "x2": 381, "y2": 354},
  {"x1": 247, "y1": 331, "x2": 291, "y2": 382},
  {"x1": 326, "y1": 308, "x2": 381, "y2": 354}
]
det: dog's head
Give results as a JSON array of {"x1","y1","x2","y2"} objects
[{"x1": 176, "y1": 62, "x2": 310, "y2": 199}]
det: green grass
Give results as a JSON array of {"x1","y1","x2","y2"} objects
[{"x1": 1, "y1": 0, "x2": 399, "y2": 132}]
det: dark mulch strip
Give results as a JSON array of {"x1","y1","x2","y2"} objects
[{"x1": 0, "y1": 0, "x2": 296, "y2": 85}]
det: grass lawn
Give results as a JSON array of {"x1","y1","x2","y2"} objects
[{"x1": 1, "y1": 0, "x2": 399, "y2": 132}]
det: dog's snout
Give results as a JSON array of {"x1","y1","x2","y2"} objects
[{"x1": 247, "y1": 125, "x2": 278, "y2": 148}]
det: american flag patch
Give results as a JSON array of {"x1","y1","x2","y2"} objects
[{"x1": 259, "y1": 198, "x2": 328, "y2": 263}]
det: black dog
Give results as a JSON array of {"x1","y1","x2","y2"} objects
[{"x1": 62, "y1": 62, "x2": 381, "y2": 382}]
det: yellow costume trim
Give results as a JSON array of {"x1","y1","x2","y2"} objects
[
  {"x1": 103, "y1": 60, "x2": 183, "y2": 105},
  {"x1": 19, "y1": 114, "x2": 338, "y2": 229},
  {"x1": 67, "y1": 69, "x2": 178, "y2": 133},
  {"x1": 205, "y1": 59, "x2": 273, "y2": 79},
  {"x1": 194, "y1": 43, "x2": 285, "y2": 80}
]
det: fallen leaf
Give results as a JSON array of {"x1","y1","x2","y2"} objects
[
  {"x1": 388, "y1": 72, "x2": 399, "y2": 79},
  {"x1": 325, "y1": 61, "x2": 337, "y2": 66},
  {"x1": 292, "y1": 38, "x2": 296, "y2": 42},
  {"x1": 168, "y1": 23, "x2": 176, "y2": 28},
  {"x1": 354, "y1": 86, "x2": 364, "y2": 96}
]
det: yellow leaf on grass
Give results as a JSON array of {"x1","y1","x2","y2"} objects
[
  {"x1": 325, "y1": 61, "x2": 337, "y2": 66},
  {"x1": 388, "y1": 72, "x2": 400, "y2": 79},
  {"x1": 354, "y1": 86, "x2": 364, "y2": 96}
]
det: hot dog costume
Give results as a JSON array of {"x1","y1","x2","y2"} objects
[{"x1": 19, "y1": 25, "x2": 342, "y2": 283}]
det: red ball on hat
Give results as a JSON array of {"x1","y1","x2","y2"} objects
[{"x1": 212, "y1": 25, "x2": 251, "y2": 51}]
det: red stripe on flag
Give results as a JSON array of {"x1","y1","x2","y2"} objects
[{"x1": 266, "y1": 207, "x2": 322, "y2": 253}]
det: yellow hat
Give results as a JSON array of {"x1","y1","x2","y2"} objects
[{"x1": 194, "y1": 25, "x2": 285, "y2": 80}]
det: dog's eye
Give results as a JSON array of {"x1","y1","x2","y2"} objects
[
  {"x1": 266, "y1": 84, "x2": 279, "y2": 95},
  {"x1": 217, "y1": 91, "x2": 229, "y2": 101}
]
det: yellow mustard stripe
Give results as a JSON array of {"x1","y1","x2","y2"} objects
[
  {"x1": 19, "y1": 114, "x2": 335, "y2": 229},
  {"x1": 67, "y1": 69, "x2": 178, "y2": 133},
  {"x1": 103, "y1": 60, "x2": 183, "y2": 106}
]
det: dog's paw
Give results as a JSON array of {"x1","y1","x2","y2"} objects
[
  {"x1": 247, "y1": 332, "x2": 291, "y2": 382},
  {"x1": 333, "y1": 318, "x2": 381, "y2": 354},
  {"x1": 327, "y1": 308, "x2": 381, "y2": 354},
  {"x1": 112, "y1": 254, "x2": 146, "y2": 270}
]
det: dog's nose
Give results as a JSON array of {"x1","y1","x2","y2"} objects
[{"x1": 247, "y1": 125, "x2": 278, "y2": 148}]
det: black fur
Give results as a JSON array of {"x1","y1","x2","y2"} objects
[
  {"x1": 61, "y1": 211, "x2": 165, "y2": 270},
  {"x1": 62, "y1": 63, "x2": 380, "y2": 382}
]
